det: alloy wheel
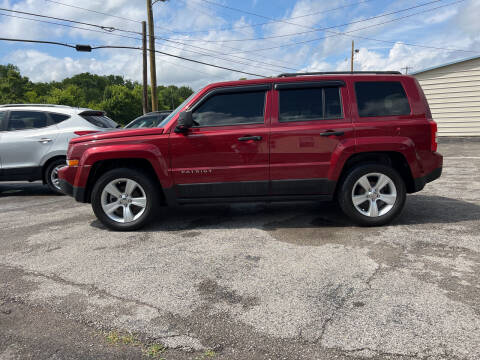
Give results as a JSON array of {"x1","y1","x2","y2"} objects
[
  {"x1": 50, "y1": 164, "x2": 65, "y2": 191},
  {"x1": 100, "y1": 178, "x2": 147, "y2": 223},
  {"x1": 351, "y1": 172, "x2": 397, "y2": 217}
]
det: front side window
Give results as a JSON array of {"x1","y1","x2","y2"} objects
[
  {"x1": 355, "y1": 81, "x2": 411, "y2": 117},
  {"x1": 8, "y1": 111, "x2": 48, "y2": 131},
  {"x1": 278, "y1": 87, "x2": 343, "y2": 122},
  {"x1": 192, "y1": 90, "x2": 265, "y2": 127}
]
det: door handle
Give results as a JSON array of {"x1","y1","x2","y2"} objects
[
  {"x1": 238, "y1": 135, "x2": 262, "y2": 141},
  {"x1": 38, "y1": 138, "x2": 52, "y2": 144},
  {"x1": 320, "y1": 130, "x2": 344, "y2": 137}
]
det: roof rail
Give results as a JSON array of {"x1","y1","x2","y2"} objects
[
  {"x1": 0, "y1": 104, "x2": 74, "y2": 108},
  {"x1": 277, "y1": 71, "x2": 402, "y2": 77}
]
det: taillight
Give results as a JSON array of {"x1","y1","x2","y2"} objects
[
  {"x1": 430, "y1": 121, "x2": 438, "y2": 152},
  {"x1": 74, "y1": 130, "x2": 99, "y2": 136}
]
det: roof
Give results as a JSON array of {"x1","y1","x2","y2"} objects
[
  {"x1": 0, "y1": 104, "x2": 93, "y2": 114},
  {"x1": 412, "y1": 55, "x2": 480, "y2": 75}
]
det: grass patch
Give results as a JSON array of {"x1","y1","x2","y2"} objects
[
  {"x1": 143, "y1": 343, "x2": 166, "y2": 358},
  {"x1": 196, "y1": 349, "x2": 216, "y2": 359}
]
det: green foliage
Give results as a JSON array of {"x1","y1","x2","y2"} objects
[{"x1": 0, "y1": 64, "x2": 194, "y2": 125}]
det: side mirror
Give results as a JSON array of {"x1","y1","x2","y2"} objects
[{"x1": 174, "y1": 111, "x2": 194, "y2": 133}]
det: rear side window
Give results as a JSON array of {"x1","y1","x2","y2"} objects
[
  {"x1": 8, "y1": 111, "x2": 48, "y2": 131},
  {"x1": 278, "y1": 87, "x2": 343, "y2": 122},
  {"x1": 49, "y1": 113, "x2": 70, "y2": 124},
  {"x1": 192, "y1": 91, "x2": 265, "y2": 127},
  {"x1": 355, "y1": 81, "x2": 411, "y2": 117},
  {"x1": 80, "y1": 112, "x2": 117, "y2": 128},
  {"x1": 0, "y1": 111, "x2": 6, "y2": 129}
]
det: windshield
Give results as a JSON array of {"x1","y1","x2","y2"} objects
[
  {"x1": 158, "y1": 92, "x2": 197, "y2": 128},
  {"x1": 125, "y1": 115, "x2": 157, "y2": 129}
]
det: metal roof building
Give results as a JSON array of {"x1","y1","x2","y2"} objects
[{"x1": 413, "y1": 55, "x2": 480, "y2": 136}]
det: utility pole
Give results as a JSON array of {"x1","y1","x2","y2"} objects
[
  {"x1": 350, "y1": 40, "x2": 354, "y2": 72},
  {"x1": 146, "y1": 0, "x2": 158, "y2": 111},
  {"x1": 402, "y1": 66, "x2": 411, "y2": 74},
  {"x1": 142, "y1": 21, "x2": 148, "y2": 114}
]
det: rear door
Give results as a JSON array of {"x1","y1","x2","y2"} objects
[
  {"x1": 269, "y1": 80, "x2": 354, "y2": 195},
  {"x1": 0, "y1": 111, "x2": 7, "y2": 177},
  {"x1": 0, "y1": 110, "x2": 58, "y2": 178},
  {"x1": 169, "y1": 85, "x2": 271, "y2": 199}
]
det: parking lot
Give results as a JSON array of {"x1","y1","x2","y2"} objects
[{"x1": 1, "y1": 140, "x2": 479, "y2": 360}]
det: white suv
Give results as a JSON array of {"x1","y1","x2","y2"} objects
[{"x1": 0, "y1": 104, "x2": 118, "y2": 193}]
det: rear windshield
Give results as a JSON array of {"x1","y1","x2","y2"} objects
[
  {"x1": 355, "y1": 81, "x2": 411, "y2": 117},
  {"x1": 80, "y1": 112, "x2": 117, "y2": 128}
]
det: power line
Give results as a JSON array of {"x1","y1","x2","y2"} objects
[
  {"x1": 44, "y1": 0, "x2": 180, "y2": 34},
  {"x1": 172, "y1": 0, "x2": 378, "y2": 35},
  {"x1": 0, "y1": 6, "x2": 118, "y2": 32},
  {"x1": 0, "y1": 37, "x2": 75, "y2": 48},
  {"x1": 42, "y1": 0, "x2": 303, "y2": 70},
  {"x1": 39, "y1": 0, "x2": 472, "y2": 57},
  {"x1": 187, "y1": 0, "x2": 446, "y2": 42},
  {"x1": 219, "y1": 0, "x2": 474, "y2": 55},
  {"x1": 0, "y1": 12, "x2": 143, "y2": 42},
  {"x1": 45, "y1": 0, "x2": 141, "y2": 24},
  {"x1": 0, "y1": 8, "x2": 295, "y2": 73},
  {"x1": 0, "y1": 11, "x2": 286, "y2": 73},
  {"x1": 0, "y1": 37, "x2": 268, "y2": 78}
]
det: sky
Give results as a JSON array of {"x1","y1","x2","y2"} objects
[{"x1": 0, "y1": 0, "x2": 479, "y2": 90}]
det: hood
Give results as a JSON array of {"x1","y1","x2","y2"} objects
[{"x1": 70, "y1": 127, "x2": 165, "y2": 144}]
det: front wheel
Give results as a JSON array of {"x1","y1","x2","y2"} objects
[
  {"x1": 91, "y1": 168, "x2": 160, "y2": 231},
  {"x1": 337, "y1": 164, "x2": 406, "y2": 226}
]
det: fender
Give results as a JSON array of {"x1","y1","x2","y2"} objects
[
  {"x1": 40, "y1": 150, "x2": 66, "y2": 166},
  {"x1": 328, "y1": 136, "x2": 422, "y2": 180},
  {"x1": 78, "y1": 143, "x2": 172, "y2": 188}
]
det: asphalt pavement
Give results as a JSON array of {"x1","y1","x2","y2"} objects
[{"x1": 0, "y1": 139, "x2": 479, "y2": 360}]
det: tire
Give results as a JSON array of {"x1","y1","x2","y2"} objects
[
  {"x1": 337, "y1": 163, "x2": 406, "y2": 226},
  {"x1": 91, "y1": 168, "x2": 160, "y2": 231},
  {"x1": 45, "y1": 158, "x2": 67, "y2": 194}
]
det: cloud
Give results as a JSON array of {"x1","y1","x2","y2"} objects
[{"x1": 0, "y1": 0, "x2": 478, "y2": 88}]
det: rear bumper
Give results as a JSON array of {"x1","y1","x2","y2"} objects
[{"x1": 413, "y1": 166, "x2": 442, "y2": 192}]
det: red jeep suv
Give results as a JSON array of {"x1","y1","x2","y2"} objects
[{"x1": 58, "y1": 72, "x2": 442, "y2": 231}]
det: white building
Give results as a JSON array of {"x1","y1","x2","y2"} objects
[{"x1": 413, "y1": 55, "x2": 480, "y2": 137}]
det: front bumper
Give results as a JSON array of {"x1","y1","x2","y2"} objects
[{"x1": 59, "y1": 179, "x2": 87, "y2": 202}]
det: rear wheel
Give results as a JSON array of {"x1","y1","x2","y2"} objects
[
  {"x1": 91, "y1": 168, "x2": 160, "y2": 231},
  {"x1": 338, "y1": 164, "x2": 406, "y2": 226},
  {"x1": 45, "y1": 158, "x2": 67, "y2": 194}
]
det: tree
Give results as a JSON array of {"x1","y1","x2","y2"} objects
[
  {"x1": 0, "y1": 65, "x2": 194, "y2": 125},
  {"x1": 100, "y1": 84, "x2": 143, "y2": 124},
  {"x1": 0, "y1": 64, "x2": 30, "y2": 103}
]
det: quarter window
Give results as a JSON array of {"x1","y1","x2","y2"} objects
[
  {"x1": 355, "y1": 81, "x2": 411, "y2": 117},
  {"x1": 8, "y1": 111, "x2": 48, "y2": 131},
  {"x1": 50, "y1": 113, "x2": 70, "y2": 124},
  {"x1": 278, "y1": 87, "x2": 343, "y2": 122},
  {"x1": 192, "y1": 91, "x2": 265, "y2": 127}
]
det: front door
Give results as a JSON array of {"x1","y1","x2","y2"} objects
[
  {"x1": 0, "y1": 111, "x2": 58, "y2": 179},
  {"x1": 169, "y1": 85, "x2": 271, "y2": 200},
  {"x1": 269, "y1": 81, "x2": 354, "y2": 195}
]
